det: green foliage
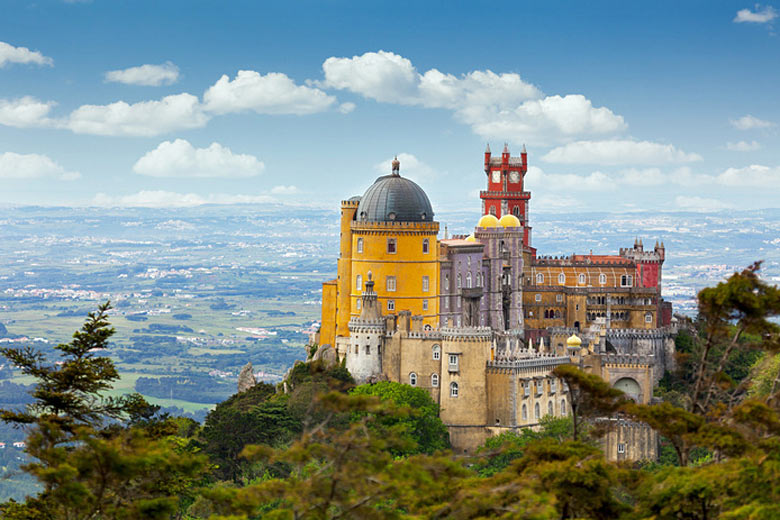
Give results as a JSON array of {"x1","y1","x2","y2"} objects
[{"x1": 350, "y1": 381, "x2": 450, "y2": 455}]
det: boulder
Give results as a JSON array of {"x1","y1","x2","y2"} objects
[
  {"x1": 312, "y1": 343, "x2": 337, "y2": 368},
  {"x1": 237, "y1": 362, "x2": 256, "y2": 393}
]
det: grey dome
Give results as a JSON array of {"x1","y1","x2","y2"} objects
[{"x1": 356, "y1": 174, "x2": 434, "y2": 223}]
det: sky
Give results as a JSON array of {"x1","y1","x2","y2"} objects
[{"x1": 1, "y1": 0, "x2": 779, "y2": 215}]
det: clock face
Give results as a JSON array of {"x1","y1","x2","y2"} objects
[
  {"x1": 509, "y1": 171, "x2": 520, "y2": 183},
  {"x1": 491, "y1": 170, "x2": 501, "y2": 183}
]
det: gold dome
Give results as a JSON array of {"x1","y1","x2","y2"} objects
[
  {"x1": 499, "y1": 214, "x2": 521, "y2": 228},
  {"x1": 566, "y1": 334, "x2": 582, "y2": 347},
  {"x1": 465, "y1": 234, "x2": 476, "y2": 242},
  {"x1": 477, "y1": 214, "x2": 500, "y2": 228}
]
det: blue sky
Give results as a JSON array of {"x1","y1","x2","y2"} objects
[{"x1": 1, "y1": 0, "x2": 779, "y2": 214}]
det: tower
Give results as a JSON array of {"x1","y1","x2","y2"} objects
[
  {"x1": 346, "y1": 274, "x2": 385, "y2": 383},
  {"x1": 480, "y1": 143, "x2": 532, "y2": 247}
]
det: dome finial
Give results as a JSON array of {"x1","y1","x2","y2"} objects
[{"x1": 391, "y1": 156, "x2": 400, "y2": 176}]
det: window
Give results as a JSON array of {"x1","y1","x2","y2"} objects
[
  {"x1": 386, "y1": 276, "x2": 396, "y2": 292},
  {"x1": 365, "y1": 345, "x2": 370, "y2": 355},
  {"x1": 356, "y1": 274, "x2": 362, "y2": 291},
  {"x1": 645, "y1": 313, "x2": 652, "y2": 323},
  {"x1": 457, "y1": 274, "x2": 462, "y2": 289},
  {"x1": 432, "y1": 345, "x2": 441, "y2": 360},
  {"x1": 444, "y1": 298, "x2": 449, "y2": 310},
  {"x1": 599, "y1": 273, "x2": 606, "y2": 285},
  {"x1": 422, "y1": 299, "x2": 428, "y2": 311},
  {"x1": 548, "y1": 401, "x2": 553, "y2": 416},
  {"x1": 535, "y1": 294, "x2": 541, "y2": 302},
  {"x1": 356, "y1": 299, "x2": 361, "y2": 310},
  {"x1": 422, "y1": 239, "x2": 429, "y2": 254},
  {"x1": 356, "y1": 238, "x2": 363, "y2": 254},
  {"x1": 621, "y1": 274, "x2": 633, "y2": 287},
  {"x1": 512, "y1": 206, "x2": 520, "y2": 217},
  {"x1": 561, "y1": 399, "x2": 567, "y2": 416},
  {"x1": 409, "y1": 373, "x2": 417, "y2": 386},
  {"x1": 448, "y1": 354, "x2": 459, "y2": 372},
  {"x1": 558, "y1": 273, "x2": 565, "y2": 284},
  {"x1": 387, "y1": 238, "x2": 397, "y2": 254},
  {"x1": 387, "y1": 300, "x2": 395, "y2": 311},
  {"x1": 422, "y1": 275, "x2": 429, "y2": 292},
  {"x1": 450, "y1": 382, "x2": 459, "y2": 397},
  {"x1": 522, "y1": 404, "x2": 528, "y2": 420},
  {"x1": 551, "y1": 379, "x2": 556, "y2": 393},
  {"x1": 536, "y1": 273, "x2": 544, "y2": 284},
  {"x1": 444, "y1": 274, "x2": 449, "y2": 291},
  {"x1": 556, "y1": 294, "x2": 563, "y2": 302},
  {"x1": 431, "y1": 373, "x2": 439, "y2": 387},
  {"x1": 477, "y1": 273, "x2": 482, "y2": 287},
  {"x1": 534, "y1": 403, "x2": 540, "y2": 420},
  {"x1": 523, "y1": 381, "x2": 530, "y2": 397},
  {"x1": 466, "y1": 272, "x2": 472, "y2": 288},
  {"x1": 578, "y1": 273, "x2": 586, "y2": 284},
  {"x1": 617, "y1": 443, "x2": 626, "y2": 454}
]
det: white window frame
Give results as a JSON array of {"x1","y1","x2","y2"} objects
[
  {"x1": 621, "y1": 274, "x2": 633, "y2": 287},
  {"x1": 409, "y1": 373, "x2": 417, "y2": 386},
  {"x1": 578, "y1": 273, "x2": 586, "y2": 284},
  {"x1": 599, "y1": 273, "x2": 606, "y2": 285},
  {"x1": 386, "y1": 276, "x2": 396, "y2": 292},
  {"x1": 444, "y1": 274, "x2": 449, "y2": 291},
  {"x1": 466, "y1": 272, "x2": 472, "y2": 288},
  {"x1": 523, "y1": 381, "x2": 530, "y2": 397},
  {"x1": 432, "y1": 345, "x2": 441, "y2": 360},
  {"x1": 422, "y1": 238, "x2": 429, "y2": 254},
  {"x1": 356, "y1": 274, "x2": 362, "y2": 292},
  {"x1": 356, "y1": 299, "x2": 361, "y2": 310},
  {"x1": 457, "y1": 274, "x2": 462, "y2": 289},
  {"x1": 556, "y1": 294, "x2": 563, "y2": 302},
  {"x1": 617, "y1": 443, "x2": 626, "y2": 454},
  {"x1": 356, "y1": 237, "x2": 363, "y2": 254},
  {"x1": 536, "y1": 273, "x2": 544, "y2": 284},
  {"x1": 431, "y1": 373, "x2": 439, "y2": 387},
  {"x1": 558, "y1": 273, "x2": 565, "y2": 284},
  {"x1": 450, "y1": 382, "x2": 459, "y2": 397},
  {"x1": 645, "y1": 312, "x2": 653, "y2": 323},
  {"x1": 422, "y1": 299, "x2": 428, "y2": 311},
  {"x1": 534, "y1": 402, "x2": 540, "y2": 420},
  {"x1": 387, "y1": 300, "x2": 395, "y2": 311},
  {"x1": 422, "y1": 275, "x2": 429, "y2": 292},
  {"x1": 535, "y1": 294, "x2": 541, "y2": 302}
]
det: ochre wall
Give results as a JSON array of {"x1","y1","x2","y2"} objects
[{"x1": 319, "y1": 280, "x2": 337, "y2": 347}]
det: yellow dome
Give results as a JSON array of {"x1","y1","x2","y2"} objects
[
  {"x1": 477, "y1": 214, "x2": 500, "y2": 228},
  {"x1": 499, "y1": 214, "x2": 521, "y2": 228},
  {"x1": 566, "y1": 334, "x2": 582, "y2": 347},
  {"x1": 465, "y1": 234, "x2": 476, "y2": 242}
]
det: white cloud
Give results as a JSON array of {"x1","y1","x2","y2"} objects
[
  {"x1": 716, "y1": 164, "x2": 780, "y2": 187},
  {"x1": 542, "y1": 140, "x2": 701, "y2": 165},
  {"x1": 0, "y1": 41, "x2": 53, "y2": 68},
  {"x1": 92, "y1": 190, "x2": 281, "y2": 208},
  {"x1": 524, "y1": 165, "x2": 613, "y2": 191},
  {"x1": 321, "y1": 51, "x2": 622, "y2": 145},
  {"x1": 730, "y1": 114, "x2": 774, "y2": 130},
  {"x1": 105, "y1": 62, "x2": 180, "y2": 86},
  {"x1": 338, "y1": 102, "x2": 356, "y2": 114},
  {"x1": 203, "y1": 70, "x2": 336, "y2": 115},
  {"x1": 66, "y1": 93, "x2": 208, "y2": 136},
  {"x1": 374, "y1": 152, "x2": 437, "y2": 181},
  {"x1": 133, "y1": 139, "x2": 264, "y2": 178},
  {"x1": 270, "y1": 185, "x2": 299, "y2": 195},
  {"x1": 726, "y1": 140, "x2": 761, "y2": 151},
  {"x1": 734, "y1": 5, "x2": 778, "y2": 23},
  {"x1": 0, "y1": 97, "x2": 57, "y2": 128},
  {"x1": 0, "y1": 152, "x2": 80, "y2": 180},
  {"x1": 674, "y1": 196, "x2": 732, "y2": 211}
]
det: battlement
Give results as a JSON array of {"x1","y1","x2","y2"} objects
[
  {"x1": 351, "y1": 220, "x2": 439, "y2": 233},
  {"x1": 601, "y1": 353, "x2": 655, "y2": 366},
  {"x1": 487, "y1": 355, "x2": 570, "y2": 370},
  {"x1": 535, "y1": 254, "x2": 632, "y2": 267},
  {"x1": 605, "y1": 328, "x2": 674, "y2": 340}
]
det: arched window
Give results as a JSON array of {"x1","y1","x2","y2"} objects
[
  {"x1": 548, "y1": 401, "x2": 553, "y2": 416},
  {"x1": 354, "y1": 345, "x2": 358, "y2": 354},
  {"x1": 534, "y1": 403, "x2": 540, "y2": 420},
  {"x1": 466, "y1": 272, "x2": 472, "y2": 288},
  {"x1": 554, "y1": 309, "x2": 561, "y2": 319},
  {"x1": 522, "y1": 404, "x2": 528, "y2": 420},
  {"x1": 645, "y1": 313, "x2": 653, "y2": 323},
  {"x1": 599, "y1": 273, "x2": 606, "y2": 285},
  {"x1": 450, "y1": 382, "x2": 459, "y2": 397},
  {"x1": 424, "y1": 324, "x2": 432, "y2": 331},
  {"x1": 476, "y1": 273, "x2": 482, "y2": 287},
  {"x1": 558, "y1": 273, "x2": 565, "y2": 284},
  {"x1": 356, "y1": 238, "x2": 363, "y2": 253},
  {"x1": 422, "y1": 238, "x2": 429, "y2": 254},
  {"x1": 356, "y1": 274, "x2": 362, "y2": 291},
  {"x1": 409, "y1": 373, "x2": 417, "y2": 386},
  {"x1": 512, "y1": 206, "x2": 520, "y2": 217},
  {"x1": 561, "y1": 399, "x2": 567, "y2": 416},
  {"x1": 457, "y1": 274, "x2": 462, "y2": 289},
  {"x1": 432, "y1": 345, "x2": 441, "y2": 360},
  {"x1": 536, "y1": 273, "x2": 544, "y2": 284},
  {"x1": 431, "y1": 373, "x2": 439, "y2": 387},
  {"x1": 578, "y1": 273, "x2": 586, "y2": 284},
  {"x1": 444, "y1": 274, "x2": 449, "y2": 291},
  {"x1": 489, "y1": 206, "x2": 496, "y2": 216}
]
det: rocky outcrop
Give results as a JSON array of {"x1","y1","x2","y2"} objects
[
  {"x1": 311, "y1": 343, "x2": 337, "y2": 368},
  {"x1": 237, "y1": 362, "x2": 257, "y2": 393}
]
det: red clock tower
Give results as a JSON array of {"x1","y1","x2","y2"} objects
[{"x1": 480, "y1": 143, "x2": 531, "y2": 246}]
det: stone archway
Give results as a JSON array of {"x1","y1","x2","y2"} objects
[{"x1": 614, "y1": 377, "x2": 641, "y2": 401}]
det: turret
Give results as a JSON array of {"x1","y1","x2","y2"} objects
[
  {"x1": 521, "y1": 144, "x2": 527, "y2": 172},
  {"x1": 484, "y1": 143, "x2": 491, "y2": 171},
  {"x1": 502, "y1": 142, "x2": 510, "y2": 166}
]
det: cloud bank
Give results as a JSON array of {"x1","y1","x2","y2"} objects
[{"x1": 133, "y1": 139, "x2": 264, "y2": 178}]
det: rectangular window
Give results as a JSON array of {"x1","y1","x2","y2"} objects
[
  {"x1": 535, "y1": 294, "x2": 541, "y2": 302},
  {"x1": 617, "y1": 443, "x2": 626, "y2": 454},
  {"x1": 356, "y1": 299, "x2": 361, "y2": 310},
  {"x1": 621, "y1": 274, "x2": 633, "y2": 287},
  {"x1": 386, "y1": 276, "x2": 396, "y2": 292},
  {"x1": 356, "y1": 237, "x2": 363, "y2": 254},
  {"x1": 422, "y1": 299, "x2": 428, "y2": 311},
  {"x1": 523, "y1": 382, "x2": 530, "y2": 397},
  {"x1": 556, "y1": 294, "x2": 563, "y2": 302},
  {"x1": 387, "y1": 238, "x2": 397, "y2": 254},
  {"x1": 422, "y1": 239, "x2": 429, "y2": 254},
  {"x1": 422, "y1": 275, "x2": 429, "y2": 292},
  {"x1": 448, "y1": 354, "x2": 459, "y2": 372},
  {"x1": 387, "y1": 300, "x2": 395, "y2": 311},
  {"x1": 356, "y1": 274, "x2": 362, "y2": 291}
]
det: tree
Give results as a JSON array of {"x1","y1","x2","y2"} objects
[
  {"x1": 0, "y1": 303, "x2": 208, "y2": 520},
  {"x1": 552, "y1": 364, "x2": 627, "y2": 441},
  {"x1": 350, "y1": 381, "x2": 450, "y2": 455}
]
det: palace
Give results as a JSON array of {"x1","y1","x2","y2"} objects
[{"x1": 316, "y1": 146, "x2": 676, "y2": 458}]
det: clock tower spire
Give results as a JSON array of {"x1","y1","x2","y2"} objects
[{"x1": 479, "y1": 143, "x2": 532, "y2": 247}]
